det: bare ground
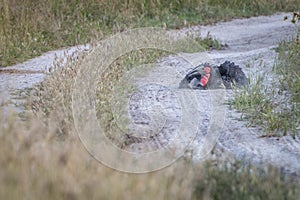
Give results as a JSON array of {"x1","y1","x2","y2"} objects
[
  {"x1": 1, "y1": 13, "x2": 299, "y2": 175},
  {"x1": 125, "y1": 13, "x2": 300, "y2": 175}
]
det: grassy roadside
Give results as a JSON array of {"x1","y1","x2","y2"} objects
[
  {"x1": 1, "y1": 108, "x2": 299, "y2": 199},
  {"x1": 229, "y1": 13, "x2": 300, "y2": 137},
  {"x1": 1, "y1": 2, "x2": 300, "y2": 200},
  {"x1": 0, "y1": 0, "x2": 299, "y2": 67},
  {"x1": 4, "y1": 18, "x2": 294, "y2": 200},
  {"x1": 3, "y1": 25, "x2": 295, "y2": 199},
  {"x1": 0, "y1": 115, "x2": 297, "y2": 200}
]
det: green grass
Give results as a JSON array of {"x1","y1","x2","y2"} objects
[
  {"x1": 229, "y1": 73, "x2": 296, "y2": 137},
  {"x1": 18, "y1": 32, "x2": 298, "y2": 200},
  {"x1": 22, "y1": 38, "x2": 299, "y2": 200},
  {"x1": 229, "y1": 13, "x2": 300, "y2": 137},
  {"x1": 193, "y1": 160, "x2": 300, "y2": 200},
  {"x1": 1, "y1": 0, "x2": 299, "y2": 67},
  {"x1": 194, "y1": 34, "x2": 224, "y2": 50},
  {"x1": 1, "y1": 2, "x2": 300, "y2": 199}
]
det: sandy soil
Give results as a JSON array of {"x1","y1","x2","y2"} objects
[
  {"x1": 1, "y1": 13, "x2": 299, "y2": 175},
  {"x1": 125, "y1": 13, "x2": 300, "y2": 175}
]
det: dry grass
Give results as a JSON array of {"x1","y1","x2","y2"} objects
[
  {"x1": 1, "y1": 2, "x2": 300, "y2": 199},
  {"x1": 0, "y1": 112, "x2": 200, "y2": 200},
  {"x1": 1, "y1": 110, "x2": 299, "y2": 199},
  {"x1": 0, "y1": 40, "x2": 298, "y2": 200},
  {"x1": 1, "y1": 49, "x2": 199, "y2": 200}
]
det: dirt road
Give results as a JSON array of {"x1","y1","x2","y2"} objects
[
  {"x1": 1, "y1": 13, "x2": 299, "y2": 175},
  {"x1": 125, "y1": 13, "x2": 300, "y2": 175},
  {"x1": 206, "y1": 14, "x2": 300, "y2": 175}
]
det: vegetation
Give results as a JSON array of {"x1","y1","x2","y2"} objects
[
  {"x1": 96, "y1": 49, "x2": 169, "y2": 147},
  {"x1": 1, "y1": 0, "x2": 299, "y2": 67},
  {"x1": 1, "y1": 109, "x2": 299, "y2": 199},
  {"x1": 1, "y1": 33, "x2": 293, "y2": 199},
  {"x1": 230, "y1": 12, "x2": 300, "y2": 137},
  {"x1": 193, "y1": 160, "x2": 300, "y2": 200},
  {"x1": 94, "y1": 33, "x2": 218, "y2": 147},
  {"x1": 1, "y1": 1, "x2": 300, "y2": 199},
  {"x1": 194, "y1": 34, "x2": 224, "y2": 50}
]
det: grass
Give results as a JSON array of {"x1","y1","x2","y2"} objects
[
  {"x1": 0, "y1": 112, "x2": 197, "y2": 200},
  {"x1": 1, "y1": 1, "x2": 300, "y2": 199},
  {"x1": 193, "y1": 160, "x2": 300, "y2": 200},
  {"x1": 229, "y1": 13, "x2": 300, "y2": 137},
  {"x1": 95, "y1": 35, "x2": 212, "y2": 147},
  {"x1": 1, "y1": 0, "x2": 299, "y2": 67},
  {"x1": 229, "y1": 61, "x2": 299, "y2": 137},
  {"x1": 194, "y1": 34, "x2": 224, "y2": 50},
  {"x1": 8, "y1": 32, "x2": 296, "y2": 199},
  {"x1": 96, "y1": 49, "x2": 169, "y2": 146},
  {"x1": 229, "y1": 73, "x2": 295, "y2": 137},
  {"x1": 1, "y1": 112, "x2": 299, "y2": 200}
]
